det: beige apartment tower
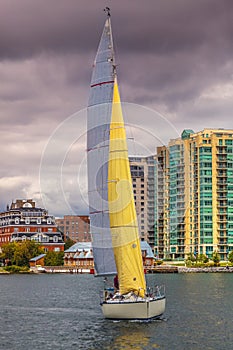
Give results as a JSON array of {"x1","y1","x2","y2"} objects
[{"x1": 155, "y1": 129, "x2": 233, "y2": 261}]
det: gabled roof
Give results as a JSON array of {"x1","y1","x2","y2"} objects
[
  {"x1": 65, "y1": 241, "x2": 154, "y2": 258},
  {"x1": 64, "y1": 241, "x2": 92, "y2": 253},
  {"x1": 140, "y1": 241, "x2": 154, "y2": 258},
  {"x1": 29, "y1": 254, "x2": 46, "y2": 262}
]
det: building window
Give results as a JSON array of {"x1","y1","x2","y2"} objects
[{"x1": 53, "y1": 236, "x2": 58, "y2": 243}]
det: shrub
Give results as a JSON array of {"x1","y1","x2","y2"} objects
[
  {"x1": 212, "y1": 251, "x2": 220, "y2": 266},
  {"x1": 228, "y1": 251, "x2": 233, "y2": 264},
  {"x1": 154, "y1": 260, "x2": 163, "y2": 266},
  {"x1": 4, "y1": 265, "x2": 29, "y2": 273}
]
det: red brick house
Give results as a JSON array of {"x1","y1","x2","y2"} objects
[
  {"x1": 64, "y1": 242, "x2": 94, "y2": 272},
  {"x1": 0, "y1": 199, "x2": 64, "y2": 252},
  {"x1": 64, "y1": 241, "x2": 155, "y2": 273}
]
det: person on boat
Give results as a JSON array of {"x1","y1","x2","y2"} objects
[{"x1": 114, "y1": 274, "x2": 119, "y2": 290}]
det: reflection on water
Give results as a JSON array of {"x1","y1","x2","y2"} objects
[
  {"x1": 96, "y1": 320, "x2": 164, "y2": 350},
  {"x1": 105, "y1": 329, "x2": 149, "y2": 350}
]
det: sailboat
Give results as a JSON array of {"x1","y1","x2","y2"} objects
[{"x1": 87, "y1": 8, "x2": 166, "y2": 320}]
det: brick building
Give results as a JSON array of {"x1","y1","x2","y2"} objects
[
  {"x1": 64, "y1": 241, "x2": 154, "y2": 271},
  {"x1": 55, "y1": 215, "x2": 90, "y2": 242},
  {"x1": 0, "y1": 199, "x2": 64, "y2": 252}
]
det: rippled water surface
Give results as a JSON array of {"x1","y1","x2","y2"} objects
[{"x1": 0, "y1": 273, "x2": 232, "y2": 349}]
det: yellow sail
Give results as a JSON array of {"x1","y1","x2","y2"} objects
[{"x1": 108, "y1": 78, "x2": 146, "y2": 298}]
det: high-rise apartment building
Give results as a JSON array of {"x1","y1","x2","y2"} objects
[
  {"x1": 155, "y1": 129, "x2": 233, "y2": 261},
  {"x1": 129, "y1": 156, "x2": 155, "y2": 247}
]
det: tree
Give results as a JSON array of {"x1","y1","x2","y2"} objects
[
  {"x1": 64, "y1": 237, "x2": 75, "y2": 250},
  {"x1": 228, "y1": 250, "x2": 233, "y2": 264},
  {"x1": 212, "y1": 250, "x2": 220, "y2": 266},
  {"x1": 0, "y1": 241, "x2": 43, "y2": 267},
  {"x1": 44, "y1": 251, "x2": 64, "y2": 266},
  {"x1": 186, "y1": 252, "x2": 196, "y2": 262},
  {"x1": 0, "y1": 242, "x2": 17, "y2": 265},
  {"x1": 197, "y1": 254, "x2": 209, "y2": 264}
]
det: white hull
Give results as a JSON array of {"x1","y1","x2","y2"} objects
[{"x1": 101, "y1": 296, "x2": 166, "y2": 320}]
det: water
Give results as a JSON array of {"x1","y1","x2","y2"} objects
[{"x1": 0, "y1": 273, "x2": 232, "y2": 349}]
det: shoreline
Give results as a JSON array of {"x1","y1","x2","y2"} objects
[
  {"x1": 178, "y1": 266, "x2": 233, "y2": 273},
  {"x1": 1, "y1": 265, "x2": 233, "y2": 274},
  {"x1": 145, "y1": 265, "x2": 233, "y2": 273}
]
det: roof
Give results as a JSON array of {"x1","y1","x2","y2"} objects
[
  {"x1": 140, "y1": 241, "x2": 155, "y2": 258},
  {"x1": 181, "y1": 129, "x2": 194, "y2": 139},
  {"x1": 29, "y1": 254, "x2": 46, "y2": 262},
  {"x1": 65, "y1": 241, "x2": 154, "y2": 258},
  {"x1": 64, "y1": 241, "x2": 92, "y2": 253}
]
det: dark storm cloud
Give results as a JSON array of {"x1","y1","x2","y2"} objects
[
  {"x1": 1, "y1": 0, "x2": 233, "y2": 215},
  {"x1": 1, "y1": 0, "x2": 232, "y2": 57},
  {"x1": 1, "y1": 0, "x2": 233, "y2": 109}
]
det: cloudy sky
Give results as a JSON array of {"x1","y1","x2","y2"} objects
[{"x1": 1, "y1": 0, "x2": 233, "y2": 216}]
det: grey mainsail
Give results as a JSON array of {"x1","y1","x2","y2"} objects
[{"x1": 87, "y1": 17, "x2": 116, "y2": 275}]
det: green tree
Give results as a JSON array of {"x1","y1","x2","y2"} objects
[
  {"x1": 197, "y1": 254, "x2": 209, "y2": 264},
  {"x1": 44, "y1": 251, "x2": 64, "y2": 266},
  {"x1": 228, "y1": 250, "x2": 233, "y2": 264},
  {"x1": 0, "y1": 242, "x2": 17, "y2": 264},
  {"x1": 212, "y1": 250, "x2": 220, "y2": 266},
  {"x1": 186, "y1": 252, "x2": 196, "y2": 262},
  {"x1": 64, "y1": 237, "x2": 75, "y2": 250},
  {"x1": 0, "y1": 241, "x2": 43, "y2": 267}
]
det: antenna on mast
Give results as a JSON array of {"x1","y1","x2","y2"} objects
[{"x1": 104, "y1": 6, "x2": 111, "y2": 17}]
